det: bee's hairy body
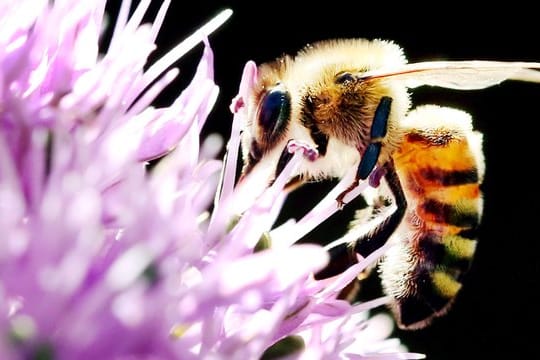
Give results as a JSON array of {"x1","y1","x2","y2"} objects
[
  {"x1": 239, "y1": 38, "x2": 535, "y2": 330},
  {"x1": 379, "y1": 106, "x2": 484, "y2": 329}
]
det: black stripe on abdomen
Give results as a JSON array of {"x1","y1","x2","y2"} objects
[
  {"x1": 416, "y1": 231, "x2": 477, "y2": 274},
  {"x1": 420, "y1": 167, "x2": 479, "y2": 186},
  {"x1": 421, "y1": 198, "x2": 480, "y2": 228}
]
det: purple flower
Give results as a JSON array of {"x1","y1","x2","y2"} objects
[{"x1": 0, "y1": 0, "x2": 424, "y2": 359}]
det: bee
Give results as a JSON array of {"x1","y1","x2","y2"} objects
[{"x1": 238, "y1": 38, "x2": 540, "y2": 329}]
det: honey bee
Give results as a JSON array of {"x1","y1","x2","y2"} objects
[{"x1": 238, "y1": 38, "x2": 540, "y2": 329}]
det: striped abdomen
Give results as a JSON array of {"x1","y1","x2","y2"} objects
[{"x1": 381, "y1": 105, "x2": 484, "y2": 329}]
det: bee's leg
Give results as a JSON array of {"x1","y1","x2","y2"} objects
[
  {"x1": 315, "y1": 159, "x2": 406, "y2": 279},
  {"x1": 335, "y1": 142, "x2": 382, "y2": 207},
  {"x1": 352, "y1": 160, "x2": 406, "y2": 256},
  {"x1": 336, "y1": 96, "x2": 392, "y2": 206}
]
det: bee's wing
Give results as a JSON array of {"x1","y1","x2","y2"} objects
[{"x1": 361, "y1": 61, "x2": 540, "y2": 90}]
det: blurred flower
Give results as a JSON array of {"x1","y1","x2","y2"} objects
[{"x1": 0, "y1": 0, "x2": 424, "y2": 359}]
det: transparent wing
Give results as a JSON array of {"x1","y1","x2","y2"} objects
[{"x1": 360, "y1": 61, "x2": 540, "y2": 89}]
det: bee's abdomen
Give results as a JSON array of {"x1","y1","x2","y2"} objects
[{"x1": 382, "y1": 105, "x2": 484, "y2": 329}]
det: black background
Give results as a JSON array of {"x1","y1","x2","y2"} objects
[{"x1": 109, "y1": 1, "x2": 540, "y2": 358}]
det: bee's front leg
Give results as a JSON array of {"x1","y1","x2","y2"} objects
[
  {"x1": 335, "y1": 158, "x2": 387, "y2": 207},
  {"x1": 335, "y1": 179, "x2": 362, "y2": 208}
]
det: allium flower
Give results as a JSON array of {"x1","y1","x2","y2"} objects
[{"x1": 0, "y1": 0, "x2": 425, "y2": 359}]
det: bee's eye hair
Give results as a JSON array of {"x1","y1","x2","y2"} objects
[
  {"x1": 258, "y1": 88, "x2": 291, "y2": 135},
  {"x1": 335, "y1": 72, "x2": 357, "y2": 84}
]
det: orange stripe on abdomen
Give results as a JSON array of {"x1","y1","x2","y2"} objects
[{"x1": 394, "y1": 129, "x2": 483, "y2": 234}]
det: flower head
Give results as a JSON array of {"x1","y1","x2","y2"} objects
[{"x1": 0, "y1": 0, "x2": 424, "y2": 359}]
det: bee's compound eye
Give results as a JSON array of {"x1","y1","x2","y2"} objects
[
  {"x1": 258, "y1": 88, "x2": 291, "y2": 136},
  {"x1": 335, "y1": 72, "x2": 356, "y2": 84}
]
